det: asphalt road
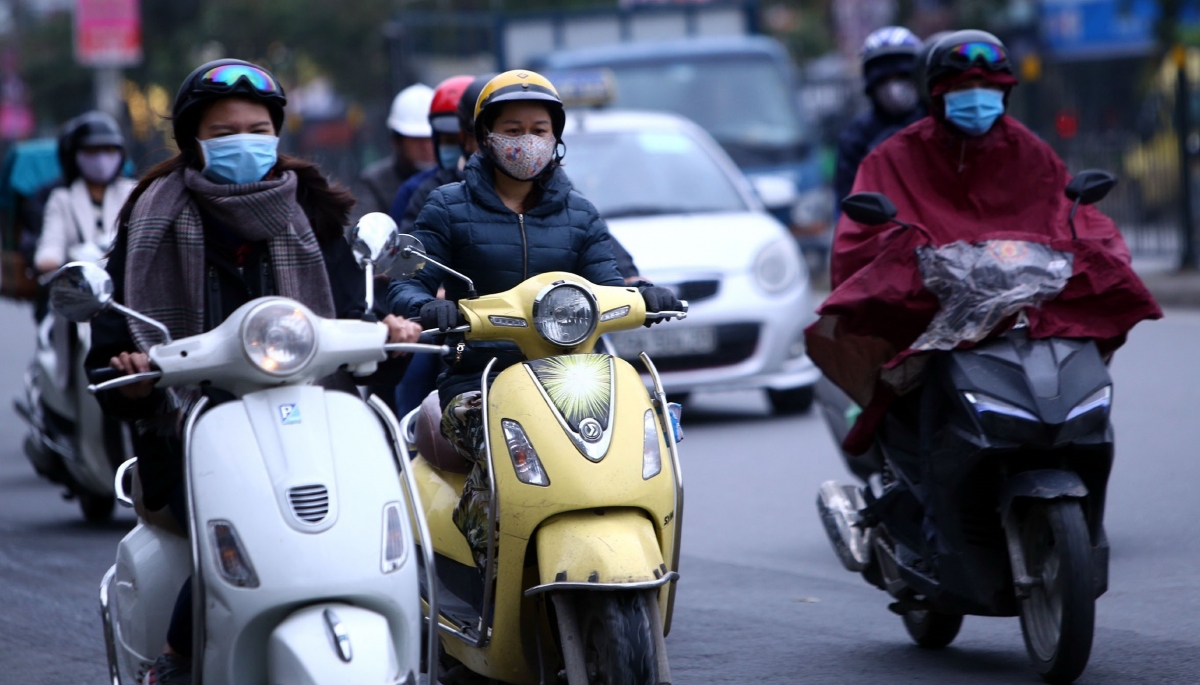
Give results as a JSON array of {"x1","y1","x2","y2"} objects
[{"x1": 1, "y1": 296, "x2": 1198, "y2": 684}]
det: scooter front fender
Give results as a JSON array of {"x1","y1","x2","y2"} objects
[
  {"x1": 526, "y1": 509, "x2": 676, "y2": 595},
  {"x1": 999, "y1": 469, "x2": 1089, "y2": 518},
  {"x1": 268, "y1": 603, "x2": 415, "y2": 685}
]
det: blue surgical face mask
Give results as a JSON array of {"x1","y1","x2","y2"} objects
[
  {"x1": 437, "y1": 145, "x2": 462, "y2": 171},
  {"x1": 944, "y1": 88, "x2": 1006, "y2": 136},
  {"x1": 198, "y1": 133, "x2": 279, "y2": 184}
]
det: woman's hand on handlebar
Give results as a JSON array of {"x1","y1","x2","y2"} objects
[
  {"x1": 640, "y1": 285, "x2": 683, "y2": 327},
  {"x1": 109, "y1": 352, "x2": 155, "y2": 399},
  {"x1": 419, "y1": 299, "x2": 462, "y2": 332},
  {"x1": 382, "y1": 315, "x2": 423, "y2": 357}
]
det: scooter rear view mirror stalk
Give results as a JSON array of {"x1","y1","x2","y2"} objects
[{"x1": 401, "y1": 245, "x2": 478, "y2": 300}]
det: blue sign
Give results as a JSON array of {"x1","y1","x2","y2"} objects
[{"x1": 1040, "y1": 0, "x2": 1200, "y2": 60}]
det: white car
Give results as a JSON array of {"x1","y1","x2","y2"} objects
[{"x1": 562, "y1": 109, "x2": 820, "y2": 414}]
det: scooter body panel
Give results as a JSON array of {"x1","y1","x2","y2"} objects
[
  {"x1": 104, "y1": 523, "x2": 192, "y2": 684},
  {"x1": 187, "y1": 386, "x2": 421, "y2": 684},
  {"x1": 267, "y1": 603, "x2": 403, "y2": 685},
  {"x1": 873, "y1": 333, "x2": 1114, "y2": 617},
  {"x1": 423, "y1": 355, "x2": 679, "y2": 684}
]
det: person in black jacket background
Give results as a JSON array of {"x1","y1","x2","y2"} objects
[
  {"x1": 833, "y1": 26, "x2": 926, "y2": 215},
  {"x1": 386, "y1": 70, "x2": 680, "y2": 569},
  {"x1": 87, "y1": 58, "x2": 422, "y2": 685}
]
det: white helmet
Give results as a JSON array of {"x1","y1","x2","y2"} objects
[{"x1": 387, "y1": 83, "x2": 434, "y2": 137}]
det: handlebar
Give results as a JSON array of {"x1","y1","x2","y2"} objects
[
  {"x1": 383, "y1": 342, "x2": 452, "y2": 355},
  {"x1": 646, "y1": 310, "x2": 688, "y2": 321},
  {"x1": 420, "y1": 325, "x2": 472, "y2": 336},
  {"x1": 86, "y1": 367, "x2": 127, "y2": 385},
  {"x1": 88, "y1": 371, "x2": 164, "y2": 395}
]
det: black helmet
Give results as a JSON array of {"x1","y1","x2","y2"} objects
[
  {"x1": 915, "y1": 30, "x2": 954, "y2": 107},
  {"x1": 58, "y1": 111, "x2": 126, "y2": 184},
  {"x1": 861, "y1": 26, "x2": 922, "y2": 91},
  {"x1": 172, "y1": 59, "x2": 287, "y2": 150},
  {"x1": 924, "y1": 29, "x2": 1014, "y2": 93},
  {"x1": 457, "y1": 72, "x2": 497, "y2": 134}
]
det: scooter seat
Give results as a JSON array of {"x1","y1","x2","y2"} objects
[{"x1": 413, "y1": 391, "x2": 471, "y2": 474}]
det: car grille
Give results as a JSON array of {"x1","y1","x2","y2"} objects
[
  {"x1": 669, "y1": 279, "x2": 720, "y2": 304},
  {"x1": 624, "y1": 322, "x2": 760, "y2": 373},
  {"x1": 288, "y1": 485, "x2": 330, "y2": 524}
]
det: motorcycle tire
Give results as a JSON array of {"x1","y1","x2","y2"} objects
[
  {"x1": 1018, "y1": 500, "x2": 1095, "y2": 684},
  {"x1": 580, "y1": 592, "x2": 658, "y2": 685},
  {"x1": 78, "y1": 491, "x2": 115, "y2": 522},
  {"x1": 902, "y1": 609, "x2": 963, "y2": 649}
]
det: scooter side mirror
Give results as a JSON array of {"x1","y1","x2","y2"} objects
[
  {"x1": 350, "y1": 212, "x2": 403, "y2": 273},
  {"x1": 841, "y1": 192, "x2": 899, "y2": 226},
  {"x1": 1065, "y1": 170, "x2": 1117, "y2": 206},
  {"x1": 48, "y1": 261, "x2": 114, "y2": 323},
  {"x1": 389, "y1": 234, "x2": 429, "y2": 280}
]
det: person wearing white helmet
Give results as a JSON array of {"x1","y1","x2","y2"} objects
[{"x1": 355, "y1": 83, "x2": 435, "y2": 217}]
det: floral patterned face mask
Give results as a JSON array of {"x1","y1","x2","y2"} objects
[{"x1": 487, "y1": 132, "x2": 556, "y2": 181}]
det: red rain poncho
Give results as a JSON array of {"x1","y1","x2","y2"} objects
[{"x1": 806, "y1": 113, "x2": 1161, "y2": 455}]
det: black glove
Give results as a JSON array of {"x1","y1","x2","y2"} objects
[
  {"x1": 640, "y1": 285, "x2": 682, "y2": 327},
  {"x1": 418, "y1": 299, "x2": 461, "y2": 331}
]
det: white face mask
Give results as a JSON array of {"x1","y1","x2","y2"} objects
[
  {"x1": 874, "y1": 79, "x2": 920, "y2": 116},
  {"x1": 76, "y1": 149, "x2": 123, "y2": 185}
]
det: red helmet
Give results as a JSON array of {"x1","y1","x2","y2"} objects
[{"x1": 429, "y1": 75, "x2": 474, "y2": 134}]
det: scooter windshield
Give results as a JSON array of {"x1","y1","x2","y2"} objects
[{"x1": 911, "y1": 239, "x2": 1073, "y2": 351}]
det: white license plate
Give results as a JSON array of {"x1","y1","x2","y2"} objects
[{"x1": 609, "y1": 326, "x2": 718, "y2": 358}]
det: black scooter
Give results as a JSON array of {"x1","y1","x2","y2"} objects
[{"x1": 818, "y1": 171, "x2": 1119, "y2": 684}]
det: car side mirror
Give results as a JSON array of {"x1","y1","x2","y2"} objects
[
  {"x1": 48, "y1": 261, "x2": 114, "y2": 323},
  {"x1": 1065, "y1": 170, "x2": 1117, "y2": 206},
  {"x1": 840, "y1": 192, "x2": 899, "y2": 226}
]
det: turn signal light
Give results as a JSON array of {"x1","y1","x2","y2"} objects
[
  {"x1": 502, "y1": 419, "x2": 550, "y2": 486},
  {"x1": 208, "y1": 520, "x2": 259, "y2": 588}
]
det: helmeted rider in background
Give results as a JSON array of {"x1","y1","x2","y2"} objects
[
  {"x1": 34, "y1": 111, "x2": 135, "y2": 275},
  {"x1": 87, "y1": 58, "x2": 422, "y2": 685},
  {"x1": 355, "y1": 83, "x2": 435, "y2": 219},
  {"x1": 809, "y1": 30, "x2": 1161, "y2": 457},
  {"x1": 833, "y1": 26, "x2": 925, "y2": 214},
  {"x1": 386, "y1": 70, "x2": 680, "y2": 569}
]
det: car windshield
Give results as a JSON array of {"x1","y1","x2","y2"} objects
[
  {"x1": 604, "y1": 57, "x2": 807, "y2": 149},
  {"x1": 563, "y1": 129, "x2": 748, "y2": 218}
]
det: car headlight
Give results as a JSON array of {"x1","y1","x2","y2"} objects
[
  {"x1": 1066, "y1": 386, "x2": 1111, "y2": 421},
  {"x1": 242, "y1": 301, "x2": 317, "y2": 376},
  {"x1": 532, "y1": 283, "x2": 597, "y2": 347},
  {"x1": 754, "y1": 239, "x2": 802, "y2": 294},
  {"x1": 963, "y1": 391, "x2": 1039, "y2": 422}
]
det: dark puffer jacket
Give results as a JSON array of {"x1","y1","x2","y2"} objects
[{"x1": 387, "y1": 154, "x2": 624, "y2": 405}]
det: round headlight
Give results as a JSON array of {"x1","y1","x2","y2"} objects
[
  {"x1": 533, "y1": 283, "x2": 597, "y2": 347},
  {"x1": 242, "y1": 301, "x2": 317, "y2": 376},
  {"x1": 754, "y1": 239, "x2": 801, "y2": 294}
]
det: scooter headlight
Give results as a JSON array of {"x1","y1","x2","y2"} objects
[
  {"x1": 1066, "y1": 385, "x2": 1112, "y2": 421},
  {"x1": 242, "y1": 301, "x2": 317, "y2": 376},
  {"x1": 532, "y1": 283, "x2": 597, "y2": 347},
  {"x1": 502, "y1": 419, "x2": 550, "y2": 486},
  {"x1": 963, "y1": 392, "x2": 1038, "y2": 422}
]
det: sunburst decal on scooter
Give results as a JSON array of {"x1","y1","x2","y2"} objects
[{"x1": 527, "y1": 355, "x2": 612, "y2": 432}]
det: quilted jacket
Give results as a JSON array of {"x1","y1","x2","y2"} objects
[{"x1": 387, "y1": 153, "x2": 625, "y2": 404}]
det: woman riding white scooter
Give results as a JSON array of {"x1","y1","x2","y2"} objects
[{"x1": 88, "y1": 58, "x2": 422, "y2": 685}]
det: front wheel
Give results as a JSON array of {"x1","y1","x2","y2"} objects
[
  {"x1": 903, "y1": 609, "x2": 963, "y2": 649},
  {"x1": 579, "y1": 593, "x2": 658, "y2": 685},
  {"x1": 1018, "y1": 501, "x2": 1095, "y2": 684}
]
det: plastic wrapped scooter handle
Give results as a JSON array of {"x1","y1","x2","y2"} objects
[{"x1": 86, "y1": 367, "x2": 126, "y2": 384}]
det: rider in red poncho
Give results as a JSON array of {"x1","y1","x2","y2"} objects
[{"x1": 807, "y1": 30, "x2": 1161, "y2": 457}]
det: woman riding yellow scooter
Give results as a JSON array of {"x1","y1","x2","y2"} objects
[{"x1": 385, "y1": 70, "x2": 686, "y2": 684}]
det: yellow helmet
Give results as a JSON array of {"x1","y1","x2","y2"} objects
[{"x1": 473, "y1": 70, "x2": 566, "y2": 143}]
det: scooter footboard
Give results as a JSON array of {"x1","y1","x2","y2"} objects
[
  {"x1": 528, "y1": 509, "x2": 675, "y2": 594},
  {"x1": 269, "y1": 603, "x2": 414, "y2": 685}
]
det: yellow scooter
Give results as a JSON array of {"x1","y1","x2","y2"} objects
[{"x1": 387, "y1": 236, "x2": 686, "y2": 684}]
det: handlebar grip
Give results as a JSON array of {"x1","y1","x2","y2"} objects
[{"x1": 86, "y1": 367, "x2": 125, "y2": 384}]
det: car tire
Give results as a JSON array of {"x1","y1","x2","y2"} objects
[{"x1": 767, "y1": 386, "x2": 814, "y2": 415}]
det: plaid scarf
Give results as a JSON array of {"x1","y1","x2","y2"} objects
[{"x1": 124, "y1": 167, "x2": 335, "y2": 353}]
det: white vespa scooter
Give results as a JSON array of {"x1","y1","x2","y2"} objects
[
  {"x1": 49, "y1": 215, "x2": 442, "y2": 685},
  {"x1": 15, "y1": 241, "x2": 130, "y2": 521}
]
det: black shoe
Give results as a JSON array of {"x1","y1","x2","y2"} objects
[{"x1": 143, "y1": 653, "x2": 191, "y2": 685}]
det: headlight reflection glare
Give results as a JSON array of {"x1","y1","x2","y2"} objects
[{"x1": 242, "y1": 302, "x2": 317, "y2": 376}]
